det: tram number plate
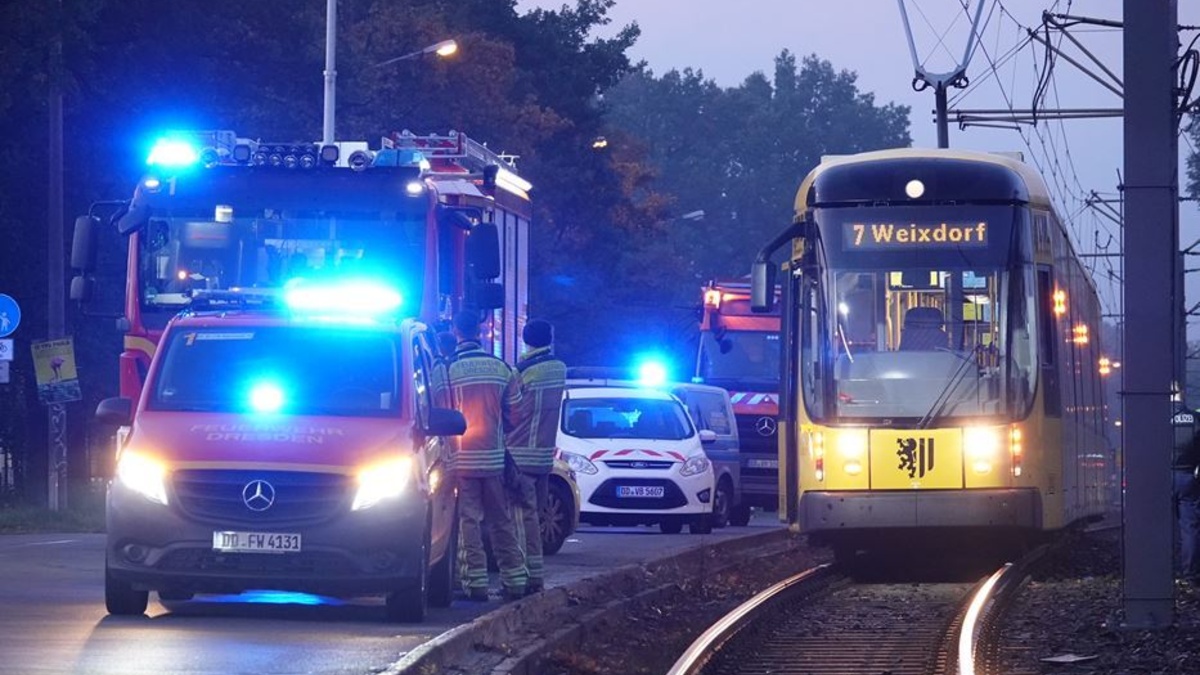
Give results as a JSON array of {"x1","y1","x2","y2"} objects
[
  {"x1": 617, "y1": 485, "x2": 665, "y2": 498},
  {"x1": 213, "y1": 531, "x2": 302, "y2": 554},
  {"x1": 747, "y1": 458, "x2": 779, "y2": 469}
]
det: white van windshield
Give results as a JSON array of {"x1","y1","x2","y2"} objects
[{"x1": 561, "y1": 397, "x2": 694, "y2": 440}]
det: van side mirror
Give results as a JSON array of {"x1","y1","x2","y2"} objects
[
  {"x1": 70, "y1": 276, "x2": 93, "y2": 302},
  {"x1": 95, "y1": 397, "x2": 133, "y2": 426},
  {"x1": 750, "y1": 260, "x2": 777, "y2": 313},
  {"x1": 466, "y1": 222, "x2": 501, "y2": 279},
  {"x1": 71, "y1": 215, "x2": 98, "y2": 272},
  {"x1": 472, "y1": 281, "x2": 504, "y2": 311},
  {"x1": 427, "y1": 407, "x2": 467, "y2": 436},
  {"x1": 698, "y1": 429, "x2": 717, "y2": 443}
]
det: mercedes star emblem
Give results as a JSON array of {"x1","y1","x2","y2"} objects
[
  {"x1": 755, "y1": 416, "x2": 777, "y2": 437},
  {"x1": 242, "y1": 479, "x2": 276, "y2": 511}
]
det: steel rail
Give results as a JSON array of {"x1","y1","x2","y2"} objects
[{"x1": 665, "y1": 564, "x2": 836, "y2": 675}]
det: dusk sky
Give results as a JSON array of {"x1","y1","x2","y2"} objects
[{"x1": 519, "y1": 0, "x2": 1200, "y2": 332}]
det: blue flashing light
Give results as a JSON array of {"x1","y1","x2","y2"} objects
[
  {"x1": 248, "y1": 381, "x2": 285, "y2": 414},
  {"x1": 146, "y1": 139, "x2": 199, "y2": 167},
  {"x1": 635, "y1": 359, "x2": 670, "y2": 387},
  {"x1": 283, "y1": 279, "x2": 403, "y2": 316}
]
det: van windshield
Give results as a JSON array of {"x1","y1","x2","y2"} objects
[
  {"x1": 149, "y1": 326, "x2": 401, "y2": 417},
  {"x1": 561, "y1": 397, "x2": 694, "y2": 440}
]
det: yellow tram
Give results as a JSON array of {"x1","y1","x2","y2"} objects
[{"x1": 750, "y1": 148, "x2": 1115, "y2": 558}]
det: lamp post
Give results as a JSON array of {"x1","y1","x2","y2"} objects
[
  {"x1": 320, "y1": 0, "x2": 457, "y2": 143},
  {"x1": 374, "y1": 40, "x2": 458, "y2": 69}
]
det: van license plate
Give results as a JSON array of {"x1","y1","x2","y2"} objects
[
  {"x1": 747, "y1": 459, "x2": 779, "y2": 469},
  {"x1": 617, "y1": 486, "x2": 665, "y2": 498},
  {"x1": 212, "y1": 531, "x2": 302, "y2": 554}
]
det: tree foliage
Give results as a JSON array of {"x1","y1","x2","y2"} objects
[
  {"x1": 604, "y1": 52, "x2": 912, "y2": 281},
  {"x1": 0, "y1": 0, "x2": 913, "y2": 502}
]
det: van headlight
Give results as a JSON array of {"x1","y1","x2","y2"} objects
[
  {"x1": 352, "y1": 456, "x2": 414, "y2": 510},
  {"x1": 115, "y1": 450, "x2": 169, "y2": 505},
  {"x1": 562, "y1": 451, "x2": 598, "y2": 475},
  {"x1": 679, "y1": 455, "x2": 711, "y2": 477}
]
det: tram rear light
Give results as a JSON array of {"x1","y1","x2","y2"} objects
[
  {"x1": 812, "y1": 431, "x2": 825, "y2": 482},
  {"x1": 1010, "y1": 426, "x2": 1023, "y2": 477}
]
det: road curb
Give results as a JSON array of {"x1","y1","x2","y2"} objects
[{"x1": 384, "y1": 527, "x2": 795, "y2": 675}]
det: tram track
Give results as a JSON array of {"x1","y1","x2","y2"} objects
[{"x1": 668, "y1": 545, "x2": 1051, "y2": 675}]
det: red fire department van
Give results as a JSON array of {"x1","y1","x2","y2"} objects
[{"x1": 96, "y1": 282, "x2": 464, "y2": 622}]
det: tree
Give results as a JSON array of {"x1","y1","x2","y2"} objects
[{"x1": 604, "y1": 52, "x2": 912, "y2": 281}]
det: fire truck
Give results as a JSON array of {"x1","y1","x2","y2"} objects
[
  {"x1": 70, "y1": 129, "x2": 533, "y2": 620},
  {"x1": 694, "y1": 280, "x2": 781, "y2": 522},
  {"x1": 70, "y1": 128, "x2": 532, "y2": 401}
]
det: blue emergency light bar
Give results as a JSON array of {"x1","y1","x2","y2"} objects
[
  {"x1": 282, "y1": 279, "x2": 403, "y2": 316},
  {"x1": 635, "y1": 358, "x2": 670, "y2": 387}
]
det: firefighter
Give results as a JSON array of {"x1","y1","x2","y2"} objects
[
  {"x1": 448, "y1": 310, "x2": 528, "y2": 601},
  {"x1": 506, "y1": 319, "x2": 568, "y2": 594}
]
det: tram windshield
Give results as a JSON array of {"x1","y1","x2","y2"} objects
[{"x1": 801, "y1": 205, "x2": 1037, "y2": 424}]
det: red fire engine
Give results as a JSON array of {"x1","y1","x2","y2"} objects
[
  {"x1": 695, "y1": 280, "x2": 781, "y2": 519},
  {"x1": 70, "y1": 129, "x2": 532, "y2": 401}
]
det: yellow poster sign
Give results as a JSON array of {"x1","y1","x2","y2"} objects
[{"x1": 31, "y1": 337, "x2": 82, "y2": 404}]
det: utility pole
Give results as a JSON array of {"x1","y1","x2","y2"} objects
[
  {"x1": 1122, "y1": 0, "x2": 1178, "y2": 628},
  {"x1": 47, "y1": 0, "x2": 67, "y2": 511}
]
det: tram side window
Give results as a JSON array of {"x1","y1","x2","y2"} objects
[
  {"x1": 1036, "y1": 269, "x2": 1061, "y2": 416},
  {"x1": 801, "y1": 276, "x2": 826, "y2": 418},
  {"x1": 1009, "y1": 267, "x2": 1038, "y2": 414}
]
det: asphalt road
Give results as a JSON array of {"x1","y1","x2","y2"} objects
[{"x1": 0, "y1": 513, "x2": 782, "y2": 675}]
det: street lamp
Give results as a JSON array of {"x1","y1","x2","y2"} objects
[{"x1": 374, "y1": 39, "x2": 459, "y2": 68}]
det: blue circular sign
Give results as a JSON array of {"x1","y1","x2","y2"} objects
[{"x1": 0, "y1": 294, "x2": 21, "y2": 338}]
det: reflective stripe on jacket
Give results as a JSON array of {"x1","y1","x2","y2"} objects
[
  {"x1": 449, "y1": 341, "x2": 522, "y2": 477},
  {"x1": 507, "y1": 346, "x2": 567, "y2": 474}
]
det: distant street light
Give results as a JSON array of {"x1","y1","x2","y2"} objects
[
  {"x1": 679, "y1": 210, "x2": 705, "y2": 222},
  {"x1": 374, "y1": 39, "x2": 459, "y2": 68}
]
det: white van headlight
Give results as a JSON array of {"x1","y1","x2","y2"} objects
[
  {"x1": 116, "y1": 450, "x2": 169, "y2": 505},
  {"x1": 562, "y1": 451, "x2": 598, "y2": 475},
  {"x1": 352, "y1": 456, "x2": 414, "y2": 510},
  {"x1": 679, "y1": 455, "x2": 711, "y2": 477}
]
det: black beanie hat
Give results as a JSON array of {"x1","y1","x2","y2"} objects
[{"x1": 523, "y1": 319, "x2": 553, "y2": 348}]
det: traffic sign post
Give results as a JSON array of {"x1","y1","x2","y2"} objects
[{"x1": 0, "y1": 293, "x2": 20, "y2": 338}]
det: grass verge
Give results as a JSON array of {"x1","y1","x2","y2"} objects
[{"x1": 0, "y1": 483, "x2": 106, "y2": 534}]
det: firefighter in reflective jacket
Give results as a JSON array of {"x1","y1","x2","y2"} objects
[
  {"x1": 448, "y1": 310, "x2": 528, "y2": 600},
  {"x1": 506, "y1": 319, "x2": 567, "y2": 594}
]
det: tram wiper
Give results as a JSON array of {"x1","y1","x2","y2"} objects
[{"x1": 916, "y1": 346, "x2": 980, "y2": 429}]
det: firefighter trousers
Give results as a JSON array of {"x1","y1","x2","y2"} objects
[
  {"x1": 510, "y1": 472, "x2": 546, "y2": 584},
  {"x1": 457, "y1": 475, "x2": 528, "y2": 594}
]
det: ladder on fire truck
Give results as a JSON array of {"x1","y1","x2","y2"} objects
[{"x1": 384, "y1": 129, "x2": 521, "y2": 176}]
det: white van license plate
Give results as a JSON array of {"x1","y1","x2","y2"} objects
[
  {"x1": 617, "y1": 486, "x2": 665, "y2": 498},
  {"x1": 747, "y1": 458, "x2": 779, "y2": 469},
  {"x1": 212, "y1": 531, "x2": 302, "y2": 554}
]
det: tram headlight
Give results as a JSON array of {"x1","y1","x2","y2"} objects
[
  {"x1": 964, "y1": 426, "x2": 1001, "y2": 474},
  {"x1": 837, "y1": 429, "x2": 867, "y2": 475}
]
